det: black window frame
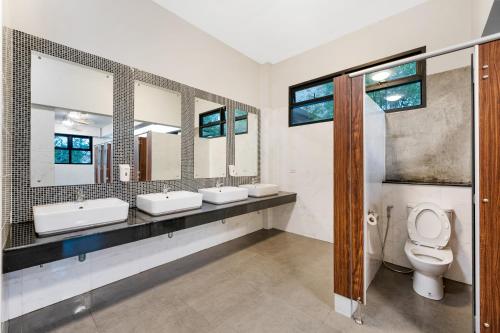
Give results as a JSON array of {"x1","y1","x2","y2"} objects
[
  {"x1": 234, "y1": 110, "x2": 248, "y2": 135},
  {"x1": 289, "y1": 78, "x2": 334, "y2": 127},
  {"x1": 365, "y1": 60, "x2": 426, "y2": 113},
  {"x1": 288, "y1": 46, "x2": 426, "y2": 127},
  {"x1": 54, "y1": 133, "x2": 93, "y2": 165},
  {"x1": 199, "y1": 106, "x2": 226, "y2": 138}
]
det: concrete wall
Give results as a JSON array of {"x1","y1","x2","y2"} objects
[{"x1": 385, "y1": 67, "x2": 472, "y2": 184}]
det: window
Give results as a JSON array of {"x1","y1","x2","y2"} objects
[
  {"x1": 288, "y1": 47, "x2": 426, "y2": 125},
  {"x1": 199, "y1": 106, "x2": 226, "y2": 138},
  {"x1": 289, "y1": 79, "x2": 334, "y2": 126},
  {"x1": 54, "y1": 134, "x2": 93, "y2": 164},
  {"x1": 235, "y1": 109, "x2": 248, "y2": 135},
  {"x1": 365, "y1": 61, "x2": 426, "y2": 112}
]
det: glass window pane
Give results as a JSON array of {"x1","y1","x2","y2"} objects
[
  {"x1": 367, "y1": 81, "x2": 421, "y2": 111},
  {"x1": 294, "y1": 81, "x2": 333, "y2": 103},
  {"x1": 365, "y1": 62, "x2": 417, "y2": 85},
  {"x1": 201, "y1": 113, "x2": 220, "y2": 125},
  {"x1": 72, "y1": 137, "x2": 90, "y2": 149},
  {"x1": 71, "y1": 150, "x2": 92, "y2": 164},
  {"x1": 201, "y1": 125, "x2": 222, "y2": 138},
  {"x1": 55, "y1": 149, "x2": 69, "y2": 163},
  {"x1": 291, "y1": 100, "x2": 333, "y2": 125},
  {"x1": 235, "y1": 109, "x2": 247, "y2": 118},
  {"x1": 54, "y1": 135, "x2": 68, "y2": 148},
  {"x1": 235, "y1": 119, "x2": 248, "y2": 134}
]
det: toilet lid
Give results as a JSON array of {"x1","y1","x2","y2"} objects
[{"x1": 407, "y1": 202, "x2": 451, "y2": 248}]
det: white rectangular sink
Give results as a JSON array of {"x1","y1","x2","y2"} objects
[
  {"x1": 33, "y1": 198, "x2": 129, "y2": 236},
  {"x1": 198, "y1": 186, "x2": 248, "y2": 205},
  {"x1": 239, "y1": 183, "x2": 279, "y2": 197},
  {"x1": 136, "y1": 191, "x2": 202, "y2": 216}
]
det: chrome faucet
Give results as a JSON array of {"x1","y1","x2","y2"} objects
[
  {"x1": 76, "y1": 189, "x2": 85, "y2": 208},
  {"x1": 163, "y1": 185, "x2": 171, "y2": 196},
  {"x1": 216, "y1": 179, "x2": 224, "y2": 189},
  {"x1": 251, "y1": 178, "x2": 258, "y2": 185}
]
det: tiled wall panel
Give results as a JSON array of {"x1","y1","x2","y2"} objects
[{"x1": 3, "y1": 29, "x2": 261, "y2": 223}]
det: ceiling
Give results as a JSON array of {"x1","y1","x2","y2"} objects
[{"x1": 152, "y1": 0, "x2": 428, "y2": 64}]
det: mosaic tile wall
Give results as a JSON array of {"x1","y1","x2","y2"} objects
[{"x1": 3, "y1": 29, "x2": 260, "y2": 223}]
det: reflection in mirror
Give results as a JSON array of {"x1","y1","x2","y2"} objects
[
  {"x1": 235, "y1": 110, "x2": 258, "y2": 176},
  {"x1": 133, "y1": 81, "x2": 181, "y2": 181},
  {"x1": 30, "y1": 52, "x2": 114, "y2": 187},
  {"x1": 194, "y1": 98, "x2": 227, "y2": 178}
]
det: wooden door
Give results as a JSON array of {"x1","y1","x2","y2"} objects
[
  {"x1": 333, "y1": 75, "x2": 364, "y2": 302},
  {"x1": 479, "y1": 40, "x2": 500, "y2": 331},
  {"x1": 138, "y1": 137, "x2": 150, "y2": 181}
]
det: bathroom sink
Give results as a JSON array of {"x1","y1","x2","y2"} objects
[
  {"x1": 136, "y1": 191, "x2": 202, "y2": 216},
  {"x1": 239, "y1": 183, "x2": 279, "y2": 197},
  {"x1": 33, "y1": 198, "x2": 129, "y2": 236},
  {"x1": 198, "y1": 186, "x2": 248, "y2": 205}
]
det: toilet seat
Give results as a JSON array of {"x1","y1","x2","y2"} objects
[
  {"x1": 407, "y1": 202, "x2": 451, "y2": 249},
  {"x1": 405, "y1": 241, "x2": 453, "y2": 265}
]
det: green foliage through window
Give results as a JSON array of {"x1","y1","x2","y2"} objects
[
  {"x1": 54, "y1": 134, "x2": 93, "y2": 164},
  {"x1": 199, "y1": 107, "x2": 226, "y2": 138},
  {"x1": 290, "y1": 80, "x2": 334, "y2": 126},
  {"x1": 365, "y1": 60, "x2": 425, "y2": 112}
]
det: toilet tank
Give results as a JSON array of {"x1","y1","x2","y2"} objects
[{"x1": 407, "y1": 202, "x2": 454, "y2": 221}]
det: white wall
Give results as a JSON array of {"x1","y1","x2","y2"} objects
[
  {"x1": 263, "y1": 0, "x2": 475, "y2": 243},
  {"x1": 364, "y1": 96, "x2": 385, "y2": 292},
  {"x1": 2, "y1": 213, "x2": 264, "y2": 320},
  {"x1": 473, "y1": 0, "x2": 495, "y2": 37},
  {"x1": 382, "y1": 183, "x2": 473, "y2": 285},
  {"x1": 4, "y1": 0, "x2": 261, "y2": 107}
]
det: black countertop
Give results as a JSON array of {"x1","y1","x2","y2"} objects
[{"x1": 3, "y1": 192, "x2": 297, "y2": 273}]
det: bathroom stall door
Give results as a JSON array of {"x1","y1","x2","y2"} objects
[
  {"x1": 479, "y1": 40, "x2": 500, "y2": 331},
  {"x1": 333, "y1": 75, "x2": 365, "y2": 303}
]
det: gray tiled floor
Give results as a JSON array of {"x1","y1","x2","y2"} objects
[{"x1": 8, "y1": 229, "x2": 473, "y2": 332}]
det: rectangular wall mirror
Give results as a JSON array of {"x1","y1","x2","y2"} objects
[
  {"x1": 133, "y1": 81, "x2": 181, "y2": 181},
  {"x1": 234, "y1": 110, "x2": 258, "y2": 176},
  {"x1": 30, "y1": 51, "x2": 114, "y2": 187},
  {"x1": 194, "y1": 98, "x2": 227, "y2": 178}
]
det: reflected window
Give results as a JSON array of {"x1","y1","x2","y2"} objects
[
  {"x1": 365, "y1": 61, "x2": 426, "y2": 112},
  {"x1": 235, "y1": 109, "x2": 248, "y2": 135},
  {"x1": 54, "y1": 134, "x2": 93, "y2": 164},
  {"x1": 199, "y1": 106, "x2": 226, "y2": 138},
  {"x1": 289, "y1": 79, "x2": 333, "y2": 126}
]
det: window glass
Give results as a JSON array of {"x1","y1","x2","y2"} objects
[
  {"x1": 365, "y1": 62, "x2": 417, "y2": 85},
  {"x1": 201, "y1": 125, "x2": 222, "y2": 138},
  {"x1": 367, "y1": 81, "x2": 421, "y2": 111},
  {"x1": 290, "y1": 100, "x2": 333, "y2": 126},
  {"x1": 54, "y1": 135, "x2": 68, "y2": 148},
  {"x1": 235, "y1": 119, "x2": 248, "y2": 134},
  {"x1": 294, "y1": 82, "x2": 333, "y2": 103},
  {"x1": 55, "y1": 150, "x2": 69, "y2": 164},
  {"x1": 72, "y1": 137, "x2": 90, "y2": 149},
  {"x1": 71, "y1": 150, "x2": 92, "y2": 164},
  {"x1": 201, "y1": 112, "x2": 220, "y2": 125}
]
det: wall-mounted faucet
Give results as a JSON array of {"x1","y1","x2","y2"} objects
[
  {"x1": 76, "y1": 189, "x2": 85, "y2": 208},
  {"x1": 163, "y1": 185, "x2": 171, "y2": 197}
]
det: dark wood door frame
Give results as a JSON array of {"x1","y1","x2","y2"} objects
[
  {"x1": 479, "y1": 40, "x2": 500, "y2": 332},
  {"x1": 333, "y1": 75, "x2": 364, "y2": 302}
]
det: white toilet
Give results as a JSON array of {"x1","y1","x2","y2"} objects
[{"x1": 404, "y1": 202, "x2": 453, "y2": 300}]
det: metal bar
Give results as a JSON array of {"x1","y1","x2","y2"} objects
[{"x1": 349, "y1": 32, "x2": 500, "y2": 78}]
